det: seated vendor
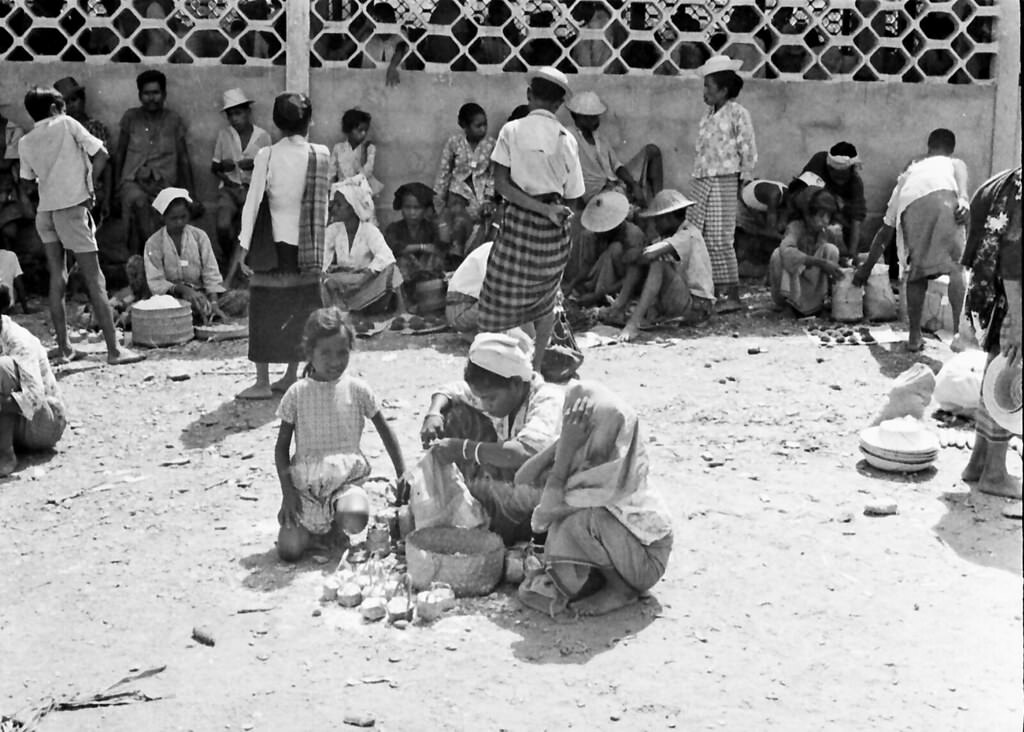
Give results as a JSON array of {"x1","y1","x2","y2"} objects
[
  {"x1": 445, "y1": 240, "x2": 492, "y2": 336},
  {"x1": 789, "y1": 142, "x2": 865, "y2": 261},
  {"x1": 420, "y1": 330, "x2": 564, "y2": 545},
  {"x1": 566, "y1": 191, "x2": 645, "y2": 306},
  {"x1": 600, "y1": 189, "x2": 715, "y2": 342},
  {"x1": 737, "y1": 179, "x2": 789, "y2": 241},
  {"x1": 768, "y1": 187, "x2": 844, "y2": 317},
  {"x1": 322, "y1": 175, "x2": 405, "y2": 315},
  {"x1": 384, "y1": 182, "x2": 447, "y2": 305},
  {"x1": 142, "y1": 187, "x2": 225, "y2": 322},
  {"x1": 0, "y1": 285, "x2": 66, "y2": 477},
  {"x1": 516, "y1": 380, "x2": 673, "y2": 617}
]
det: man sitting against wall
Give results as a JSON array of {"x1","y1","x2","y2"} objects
[{"x1": 114, "y1": 70, "x2": 195, "y2": 257}]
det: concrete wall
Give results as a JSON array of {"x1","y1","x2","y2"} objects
[{"x1": 1, "y1": 64, "x2": 1001, "y2": 241}]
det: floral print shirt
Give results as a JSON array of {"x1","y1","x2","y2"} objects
[
  {"x1": 692, "y1": 100, "x2": 757, "y2": 180},
  {"x1": 434, "y1": 133, "x2": 496, "y2": 210}
]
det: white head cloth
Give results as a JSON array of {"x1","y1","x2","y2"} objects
[{"x1": 469, "y1": 329, "x2": 534, "y2": 381}]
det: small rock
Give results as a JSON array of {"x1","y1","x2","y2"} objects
[
  {"x1": 191, "y1": 626, "x2": 215, "y2": 647},
  {"x1": 342, "y1": 714, "x2": 376, "y2": 728},
  {"x1": 240, "y1": 451, "x2": 255, "y2": 460},
  {"x1": 312, "y1": 608, "x2": 322, "y2": 617},
  {"x1": 816, "y1": 357, "x2": 825, "y2": 364},
  {"x1": 256, "y1": 653, "x2": 270, "y2": 662},
  {"x1": 388, "y1": 655, "x2": 401, "y2": 663},
  {"x1": 747, "y1": 346, "x2": 762, "y2": 355},
  {"x1": 610, "y1": 712, "x2": 622, "y2": 721},
  {"x1": 168, "y1": 373, "x2": 191, "y2": 382},
  {"x1": 393, "y1": 619, "x2": 409, "y2": 630},
  {"x1": 864, "y1": 502, "x2": 898, "y2": 517},
  {"x1": 837, "y1": 512, "x2": 854, "y2": 523},
  {"x1": 704, "y1": 363, "x2": 712, "y2": 368},
  {"x1": 829, "y1": 384, "x2": 842, "y2": 391},
  {"x1": 731, "y1": 332, "x2": 739, "y2": 338}
]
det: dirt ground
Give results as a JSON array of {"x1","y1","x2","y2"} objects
[{"x1": 1, "y1": 286, "x2": 1021, "y2": 732}]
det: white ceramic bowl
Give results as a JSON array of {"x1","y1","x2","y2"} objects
[{"x1": 860, "y1": 448, "x2": 934, "y2": 473}]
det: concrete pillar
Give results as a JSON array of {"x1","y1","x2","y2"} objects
[
  {"x1": 285, "y1": 0, "x2": 310, "y2": 94},
  {"x1": 991, "y1": 0, "x2": 1021, "y2": 175}
]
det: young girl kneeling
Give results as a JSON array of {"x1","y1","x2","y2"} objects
[{"x1": 275, "y1": 307, "x2": 406, "y2": 562}]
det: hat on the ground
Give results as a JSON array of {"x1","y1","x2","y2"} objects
[
  {"x1": 529, "y1": 66, "x2": 572, "y2": 97},
  {"x1": 859, "y1": 416, "x2": 939, "y2": 472},
  {"x1": 696, "y1": 54, "x2": 743, "y2": 76},
  {"x1": 581, "y1": 191, "x2": 629, "y2": 233},
  {"x1": 638, "y1": 189, "x2": 695, "y2": 218},
  {"x1": 221, "y1": 88, "x2": 253, "y2": 111},
  {"x1": 982, "y1": 353, "x2": 1023, "y2": 433},
  {"x1": 565, "y1": 91, "x2": 606, "y2": 116},
  {"x1": 54, "y1": 77, "x2": 85, "y2": 99},
  {"x1": 152, "y1": 187, "x2": 192, "y2": 215}
]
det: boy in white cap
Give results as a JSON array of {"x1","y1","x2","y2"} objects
[
  {"x1": 600, "y1": 190, "x2": 715, "y2": 342},
  {"x1": 211, "y1": 88, "x2": 271, "y2": 276},
  {"x1": 564, "y1": 90, "x2": 662, "y2": 205},
  {"x1": 477, "y1": 66, "x2": 585, "y2": 372},
  {"x1": 18, "y1": 86, "x2": 144, "y2": 366}
]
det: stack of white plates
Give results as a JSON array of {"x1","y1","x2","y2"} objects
[{"x1": 859, "y1": 418, "x2": 940, "y2": 473}]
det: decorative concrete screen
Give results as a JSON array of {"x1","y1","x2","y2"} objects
[{"x1": 0, "y1": 1, "x2": 1001, "y2": 83}]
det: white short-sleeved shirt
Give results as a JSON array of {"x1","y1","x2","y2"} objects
[
  {"x1": 277, "y1": 375, "x2": 379, "y2": 459},
  {"x1": 211, "y1": 124, "x2": 272, "y2": 187},
  {"x1": 447, "y1": 242, "x2": 492, "y2": 299},
  {"x1": 491, "y1": 110, "x2": 585, "y2": 200},
  {"x1": 18, "y1": 115, "x2": 104, "y2": 212},
  {"x1": 0, "y1": 250, "x2": 23, "y2": 294}
]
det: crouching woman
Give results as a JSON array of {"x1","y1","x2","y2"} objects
[
  {"x1": 516, "y1": 381, "x2": 673, "y2": 617},
  {"x1": 420, "y1": 330, "x2": 564, "y2": 545}
]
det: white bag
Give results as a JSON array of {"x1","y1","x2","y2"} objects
[
  {"x1": 933, "y1": 350, "x2": 987, "y2": 416},
  {"x1": 407, "y1": 451, "x2": 489, "y2": 531}
]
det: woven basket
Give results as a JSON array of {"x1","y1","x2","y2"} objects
[
  {"x1": 132, "y1": 302, "x2": 194, "y2": 347},
  {"x1": 413, "y1": 279, "x2": 446, "y2": 314},
  {"x1": 405, "y1": 527, "x2": 504, "y2": 597}
]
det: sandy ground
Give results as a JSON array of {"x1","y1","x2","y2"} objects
[{"x1": 1, "y1": 288, "x2": 1021, "y2": 732}]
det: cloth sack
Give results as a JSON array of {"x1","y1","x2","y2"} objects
[
  {"x1": 863, "y1": 265, "x2": 898, "y2": 321},
  {"x1": 933, "y1": 350, "x2": 987, "y2": 416},
  {"x1": 872, "y1": 362, "x2": 937, "y2": 426},
  {"x1": 408, "y1": 451, "x2": 489, "y2": 531}
]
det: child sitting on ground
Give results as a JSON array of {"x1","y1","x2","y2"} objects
[
  {"x1": 384, "y1": 182, "x2": 446, "y2": 304},
  {"x1": 433, "y1": 102, "x2": 496, "y2": 258},
  {"x1": 600, "y1": 189, "x2": 715, "y2": 342},
  {"x1": 211, "y1": 88, "x2": 272, "y2": 276},
  {"x1": 329, "y1": 109, "x2": 383, "y2": 197},
  {"x1": 275, "y1": 306, "x2": 407, "y2": 562},
  {"x1": 567, "y1": 190, "x2": 646, "y2": 305},
  {"x1": 142, "y1": 187, "x2": 225, "y2": 323}
]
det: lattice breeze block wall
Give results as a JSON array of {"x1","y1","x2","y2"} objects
[{"x1": 0, "y1": 1, "x2": 1002, "y2": 83}]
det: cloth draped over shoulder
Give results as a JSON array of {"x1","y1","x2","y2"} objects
[
  {"x1": 517, "y1": 381, "x2": 672, "y2": 545},
  {"x1": 883, "y1": 156, "x2": 965, "y2": 271}
]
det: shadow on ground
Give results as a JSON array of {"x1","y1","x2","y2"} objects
[
  {"x1": 181, "y1": 397, "x2": 281, "y2": 450},
  {"x1": 238, "y1": 547, "x2": 344, "y2": 592},
  {"x1": 933, "y1": 490, "x2": 1023, "y2": 575}
]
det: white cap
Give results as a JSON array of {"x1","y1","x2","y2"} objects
[
  {"x1": 221, "y1": 87, "x2": 252, "y2": 111},
  {"x1": 152, "y1": 187, "x2": 192, "y2": 215},
  {"x1": 565, "y1": 91, "x2": 606, "y2": 116},
  {"x1": 529, "y1": 66, "x2": 571, "y2": 97}
]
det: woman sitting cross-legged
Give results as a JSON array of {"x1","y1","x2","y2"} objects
[
  {"x1": 515, "y1": 381, "x2": 673, "y2": 617},
  {"x1": 321, "y1": 175, "x2": 405, "y2": 315},
  {"x1": 420, "y1": 330, "x2": 564, "y2": 545}
]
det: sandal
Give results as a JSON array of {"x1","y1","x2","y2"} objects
[{"x1": 48, "y1": 348, "x2": 86, "y2": 365}]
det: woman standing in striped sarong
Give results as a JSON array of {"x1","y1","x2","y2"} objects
[
  {"x1": 689, "y1": 55, "x2": 757, "y2": 314},
  {"x1": 477, "y1": 67, "x2": 585, "y2": 371}
]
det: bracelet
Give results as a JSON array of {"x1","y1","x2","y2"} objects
[
  {"x1": 461, "y1": 440, "x2": 469, "y2": 460},
  {"x1": 473, "y1": 441, "x2": 482, "y2": 464}
]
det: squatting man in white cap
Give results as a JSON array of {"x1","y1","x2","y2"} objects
[
  {"x1": 212, "y1": 88, "x2": 271, "y2": 279},
  {"x1": 597, "y1": 190, "x2": 716, "y2": 342}
]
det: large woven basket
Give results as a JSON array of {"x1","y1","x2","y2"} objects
[
  {"x1": 405, "y1": 527, "x2": 504, "y2": 597},
  {"x1": 132, "y1": 302, "x2": 193, "y2": 347}
]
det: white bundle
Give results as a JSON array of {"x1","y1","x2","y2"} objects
[{"x1": 133, "y1": 295, "x2": 185, "y2": 311}]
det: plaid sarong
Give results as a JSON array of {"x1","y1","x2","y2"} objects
[
  {"x1": 690, "y1": 174, "x2": 740, "y2": 287},
  {"x1": 297, "y1": 146, "x2": 330, "y2": 275},
  {"x1": 477, "y1": 202, "x2": 572, "y2": 331}
]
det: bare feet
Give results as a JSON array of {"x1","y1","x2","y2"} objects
[
  {"x1": 270, "y1": 376, "x2": 296, "y2": 394},
  {"x1": 48, "y1": 347, "x2": 85, "y2": 365},
  {"x1": 618, "y1": 322, "x2": 641, "y2": 343},
  {"x1": 715, "y1": 298, "x2": 745, "y2": 315},
  {"x1": 571, "y1": 584, "x2": 639, "y2": 616},
  {"x1": 977, "y1": 471, "x2": 1023, "y2": 499},
  {"x1": 0, "y1": 448, "x2": 17, "y2": 478},
  {"x1": 961, "y1": 437, "x2": 987, "y2": 482},
  {"x1": 107, "y1": 348, "x2": 146, "y2": 366},
  {"x1": 905, "y1": 339, "x2": 925, "y2": 353},
  {"x1": 236, "y1": 383, "x2": 273, "y2": 400}
]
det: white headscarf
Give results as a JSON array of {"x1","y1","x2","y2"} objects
[
  {"x1": 331, "y1": 174, "x2": 376, "y2": 223},
  {"x1": 469, "y1": 329, "x2": 534, "y2": 381}
]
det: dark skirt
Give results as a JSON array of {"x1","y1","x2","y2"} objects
[{"x1": 248, "y1": 243, "x2": 322, "y2": 364}]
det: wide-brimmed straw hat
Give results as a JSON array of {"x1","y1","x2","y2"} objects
[
  {"x1": 529, "y1": 66, "x2": 572, "y2": 97},
  {"x1": 581, "y1": 191, "x2": 629, "y2": 233},
  {"x1": 859, "y1": 416, "x2": 939, "y2": 472},
  {"x1": 697, "y1": 54, "x2": 742, "y2": 76},
  {"x1": 638, "y1": 189, "x2": 695, "y2": 218},
  {"x1": 565, "y1": 91, "x2": 606, "y2": 116},
  {"x1": 982, "y1": 353, "x2": 1022, "y2": 433},
  {"x1": 221, "y1": 87, "x2": 253, "y2": 111}
]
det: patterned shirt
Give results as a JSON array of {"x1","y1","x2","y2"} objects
[
  {"x1": 143, "y1": 224, "x2": 225, "y2": 296},
  {"x1": 692, "y1": 100, "x2": 757, "y2": 180},
  {"x1": 436, "y1": 373, "x2": 564, "y2": 454},
  {"x1": 328, "y1": 140, "x2": 377, "y2": 183},
  {"x1": 492, "y1": 110, "x2": 585, "y2": 199},
  {"x1": 212, "y1": 124, "x2": 272, "y2": 187},
  {"x1": 0, "y1": 314, "x2": 63, "y2": 418},
  {"x1": 18, "y1": 115, "x2": 104, "y2": 212},
  {"x1": 278, "y1": 375, "x2": 380, "y2": 459},
  {"x1": 434, "y1": 133, "x2": 496, "y2": 207}
]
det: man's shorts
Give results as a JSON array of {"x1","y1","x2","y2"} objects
[{"x1": 35, "y1": 204, "x2": 97, "y2": 254}]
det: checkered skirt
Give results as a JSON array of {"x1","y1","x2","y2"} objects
[
  {"x1": 690, "y1": 174, "x2": 740, "y2": 287},
  {"x1": 477, "y1": 203, "x2": 572, "y2": 331}
]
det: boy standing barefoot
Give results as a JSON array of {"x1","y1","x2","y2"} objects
[{"x1": 17, "y1": 86, "x2": 144, "y2": 366}]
